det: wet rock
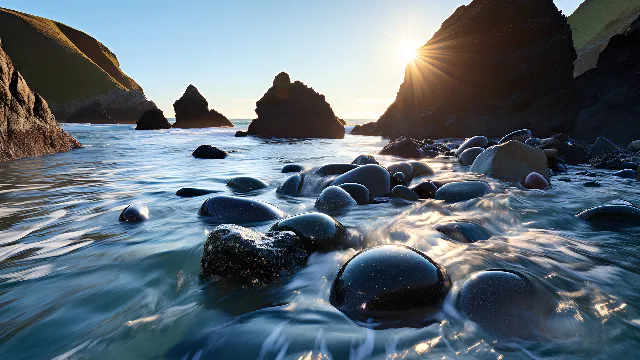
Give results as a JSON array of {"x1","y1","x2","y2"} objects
[
  {"x1": 192, "y1": 145, "x2": 227, "y2": 159},
  {"x1": 408, "y1": 161, "x2": 434, "y2": 177},
  {"x1": 583, "y1": 181, "x2": 601, "y2": 187},
  {"x1": 352, "y1": 155, "x2": 379, "y2": 165},
  {"x1": 621, "y1": 162, "x2": 639, "y2": 170},
  {"x1": 590, "y1": 151, "x2": 635, "y2": 170},
  {"x1": 434, "y1": 222, "x2": 491, "y2": 243},
  {"x1": 538, "y1": 136, "x2": 590, "y2": 165},
  {"x1": 557, "y1": 177, "x2": 572, "y2": 182},
  {"x1": 270, "y1": 212, "x2": 348, "y2": 252},
  {"x1": 330, "y1": 165, "x2": 392, "y2": 197},
  {"x1": 613, "y1": 169, "x2": 637, "y2": 178},
  {"x1": 281, "y1": 164, "x2": 304, "y2": 173},
  {"x1": 471, "y1": 140, "x2": 549, "y2": 182},
  {"x1": 391, "y1": 185, "x2": 420, "y2": 201},
  {"x1": 457, "y1": 270, "x2": 554, "y2": 339},
  {"x1": 454, "y1": 136, "x2": 488, "y2": 157},
  {"x1": 200, "y1": 225, "x2": 306, "y2": 287},
  {"x1": 277, "y1": 174, "x2": 304, "y2": 196},
  {"x1": 199, "y1": 196, "x2": 285, "y2": 222},
  {"x1": 175, "y1": 188, "x2": 219, "y2": 197},
  {"x1": 173, "y1": 85, "x2": 233, "y2": 128},
  {"x1": 630, "y1": 140, "x2": 640, "y2": 151},
  {"x1": 523, "y1": 172, "x2": 550, "y2": 190},
  {"x1": 338, "y1": 183, "x2": 371, "y2": 205},
  {"x1": 499, "y1": 129, "x2": 532, "y2": 144},
  {"x1": 135, "y1": 108, "x2": 171, "y2": 130},
  {"x1": 314, "y1": 186, "x2": 357, "y2": 212},
  {"x1": 392, "y1": 172, "x2": 406, "y2": 186},
  {"x1": 329, "y1": 245, "x2": 451, "y2": 326},
  {"x1": 119, "y1": 204, "x2": 149, "y2": 222},
  {"x1": 316, "y1": 164, "x2": 359, "y2": 176},
  {"x1": 411, "y1": 181, "x2": 438, "y2": 199},
  {"x1": 577, "y1": 204, "x2": 640, "y2": 227},
  {"x1": 235, "y1": 130, "x2": 249, "y2": 137},
  {"x1": 589, "y1": 137, "x2": 620, "y2": 158},
  {"x1": 525, "y1": 138, "x2": 541, "y2": 147},
  {"x1": 387, "y1": 162, "x2": 414, "y2": 183},
  {"x1": 435, "y1": 181, "x2": 491, "y2": 203},
  {"x1": 459, "y1": 147, "x2": 484, "y2": 166},
  {"x1": 227, "y1": 177, "x2": 269, "y2": 192},
  {"x1": 380, "y1": 137, "x2": 422, "y2": 158}
]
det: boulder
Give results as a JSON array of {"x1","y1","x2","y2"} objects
[
  {"x1": 135, "y1": 108, "x2": 171, "y2": 130},
  {"x1": 391, "y1": 185, "x2": 419, "y2": 201},
  {"x1": 392, "y1": 172, "x2": 406, "y2": 186},
  {"x1": 408, "y1": 161, "x2": 434, "y2": 177},
  {"x1": 247, "y1": 72, "x2": 344, "y2": 138},
  {"x1": 227, "y1": 177, "x2": 269, "y2": 191},
  {"x1": 175, "y1": 188, "x2": 219, "y2": 197},
  {"x1": 200, "y1": 225, "x2": 307, "y2": 287},
  {"x1": 316, "y1": 164, "x2": 359, "y2": 176},
  {"x1": 330, "y1": 165, "x2": 392, "y2": 197},
  {"x1": 577, "y1": 204, "x2": 640, "y2": 228},
  {"x1": 173, "y1": 85, "x2": 233, "y2": 128},
  {"x1": 119, "y1": 204, "x2": 149, "y2": 222},
  {"x1": 192, "y1": 145, "x2": 227, "y2": 159},
  {"x1": 539, "y1": 136, "x2": 590, "y2": 165},
  {"x1": 411, "y1": 181, "x2": 438, "y2": 199},
  {"x1": 235, "y1": 130, "x2": 249, "y2": 137},
  {"x1": 630, "y1": 140, "x2": 640, "y2": 151},
  {"x1": 352, "y1": 154, "x2": 379, "y2": 165},
  {"x1": 434, "y1": 222, "x2": 491, "y2": 243},
  {"x1": 380, "y1": 137, "x2": 423, "y2": 158},
  {"x1": 499, "y1": 129, "x2": 532, "y2": 144},
  {"x1": 199, "y1": 196, "x2": 285, "y2": 222},
  {"x1": 455, "y1": 136, "x2": 488, "y2": 157},
  {"x1": 387, "y1": 162, "x2": 414, "y2": 184},
  {"x1": 314, "y1": 186, "x2": 356, "y2": 212},
  {"x1": 281, "y1": 164, "x2": 304, "y2": 173},
  {"x1": 435, "y1": 181, "x2": 491, "y2": 203},
  {"x1": 337, "y1": 183, "x2": 371, "y2": 205},
  {"x1": 613, "y1": 169, "x2": 637, "y2": 178},
  {"x1": 270, "y1": 212, "x2": 348, "y2": 252},
  {"x1": 523, "y1": 172, "x2": 550, "y2": 190},
  {"x1": 277, "y1": 174, "x2": 304, "y2": 196},
  {"x1": 459, "y1": 147, "x2": 484, "y2": 166},
  {"x1": 470, "y1": 141, "x2": 549, "y2": 182},
  {"x1": 589, "y1": 137, "x2": 620, "y2": 158}
]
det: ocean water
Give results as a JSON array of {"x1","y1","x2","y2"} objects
[{"x1": 1, "y1": 120, "x2": 639, "y2": 359}]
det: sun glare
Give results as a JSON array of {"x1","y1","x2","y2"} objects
[{"x1": 396, "y1": 41, "x2": 418, "y2": 64}]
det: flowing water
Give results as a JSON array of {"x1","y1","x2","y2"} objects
[{"x1": 0, "y1": 120, "x2": 639, "y2": 359}]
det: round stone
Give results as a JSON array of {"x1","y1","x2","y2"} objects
[
  {"x1": 175, "y1": 188, "x2": 219, "y2": 197},
  {"x1": 523, "y1": 172, "x2": 550, "y2": 189},
  {"x1": 454, "y1": 136, "x2": 488, "y2": 157},
  {"x1": 577, "y1": 204, "x2": 640, "y2": 227},
  {"x1": 352, "y1": 155, "x2": 379, "y2": 165},
  {"x1": 315, "y1": 186, "x2": 357, "y2": 212},
  {"x1": 411, "y1": 181, "x2": 438, "y2": 199},
  {"x1": 459, "y1": 147, "x2": 484, "y2": 166},
  {"x1": 270, "y1": 212, "x2": 348, "y2": 252},
  {"x1": 227, "y1": 177, "x2": 269, "y2": 191},
  {"x1": 316, "y1": 164, "x2": 359, "y2": 176},
  {"x1": 277, "y1": 174, "x2": 303, "y2": 196},
  {"x1": 613, "y1": 169, "x2": 637, "y2": 178},
  {"x1": 434, "y1": 181, "x2": 491, "y2": 203},
  {"x1": 408, "y1": 161, "x2": 434, "y2": 177},
  {"x1": 387, "y1": 162, "x2": 414, "y2": 183},
  {"x1": 199, "y1": 196, "x2": 285, "y2": 222},
  {"x1": 338, "y1": 183, "x2": 371, "y2": 205},
  {"x1": 192, "y1": 145, "x2": 227, "y2": 159},
  {"x1": 119, "y1": 204, "x2": 149, "y2": 222},
  {"x1": 392, "y1": 172, "x2": 406, "y2": 186},
  {"x1": 629, "y1": 140, "x2": 640, "y2": 151},
  {"x1": 330, "y1": 245, "x2": 451, "y2": 323},
  {"x1": 330, "y1": 165, "x2": 392, "y2": 197},
  {"x1": 499, "y1": 129, "x2": 532, "y2": 144},
  {"x1": 391, "y1": 185, "x2": 420, "y2": 201},
  {"x1": 281, "y1": 164, "x2": 304, "y2": 173},
  {"x1": 434, "y1": 222, "x2": 491, "y2": 243}
]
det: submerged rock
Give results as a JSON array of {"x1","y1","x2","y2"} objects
[
  {"x1": 435, "y1": 181, "x2": 491, "y2": 203},
  {"x1": 613, "y1": 169, "x2": 636, "y2": 178},
  {"x1": 175, "y1": 188, "x2": 219, "y2": 197},
  {"x1": 434, "y1": 221, "x2": 491, "y2": 243},
  {"x1": 135, "y1": 108, "x2": 171, "y2": 130},
  {"x1": 200, "y1": 225, "x2": 306, "y2": 287},
  {"x1": 499, "y1": 129, "x2": 532, "y2": 144},
  {"x1": 338, "y1": 183, "x2": 371, "y2": 205},
  {"x1": 455, "y1": 136, "x2": 488, "y2": 157},
  {"x1": 352, "y1": 154, "x2": 379, "y2": 165},
  {"x1": 199, "y1": 196, "x2": 285, "y2": 222},
  {"x1": 270, "y1": 212, "x2": 348, "y2": 253},
  {"x1": 330, "y1": 165, "x2": 392, "y2": 197},
  {"x1": 277, "y1": 174, "x2": 304, "y2": 196},
  {"x1": 314, "y1": 186, "x2": 356, "y2": 212},
  {"x1": 523, "y1": 172, "x2": 550, "y2": 190},
  {"x1": 227, "y1": 177, "x2": 269, "y2": 192},
  {"x1": 192, "y1": 145, "x2": 227, "y2": 159},
  {"x1": 391, "y1": 185, "x2": 420, "y2": 201},
  {"x1": 173, "y1": 85, "x2": 233, "y2": 128},
  {"x1": 577, "y1": 204, "x2": 640, "y2": 227},
  {"x1": 119, "y1": 204, "x2": 149, "y2": 222},
  {"x1": 329, "y1": 245, "x2": 451, "y2": 326},
  {"x1": 411, "y1": 181, "x2": 438, "y2": 199},
  {"x1": 459, "y1": 147, "x2": 484, "y2": 166},
  {"x1": 281, "y1": 164, "x2": 304, "y2": 173},
  {"x1": 316, "y1": 164, "x2": 359, "y2": 176},
  {"x1": 471, "y1": 141, "x2": 549, "y2": 182}
]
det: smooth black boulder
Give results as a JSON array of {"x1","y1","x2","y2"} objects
[
  {"x1": 338, "y1": 183, "x2": 371, "y2": 205},
  {"x1": 577, "y1": 204, "x2": 640, "y2": 227},
  {"x1": 435, "y1": 181, "x2": 491, "y2": 203},
  {"x1": 387, "y1": 162, "x2": 414, "y2": 184},
  {"x1": 499, "y1": 129, "x2": 532, "y2": 144},
  {"x1": 330, "y1": 165, "x2": 392, "y2": 197},
  {"x1": 411, "y1": 181, "x2": 438, "y2": 199},
  {"x1": 434, "y1": 222, "x2": 491, "y2": 243},
  {"x1": 192, "y1": 145, "x2": 227, "y2": 159},
  {"x1": 119, "y1": 204, "x2": 149, "y2": 222},
  {"x1": 352, "y1": 155, "x2": 379, "y2": 165},
  {"x1": 391, "y1": 185, "x2": 419, "y2": 201},
  {"x1": 392, "y1": 172, "x2": 406, "y2": 186},
  {"x1": 314, "y1": 186, "x2": 356, "y2": 212},
  {"x1": 329, "y1": 245, "x2": 451, "y2": 326},
  {"x1": 135, "y1": 108, "x2": 171, "y2": 130},
  {"x1": 227, "y1": 177, "x2": 269, "y2": 192},
  {"x1": 316, "y1": 164, "x2": 359, "y2": 176},
  {"x1": 199, "y1": 196, "x2": 285, "y2": 223},
  {"x1": 200, "y1": 225, "x2": 306, "y2": 287},
  {"x1": 408, "y1": 161, "x2": 434, "y2": 177},
  {"x1": 281, "y1": 164, "x2": 304, "y2": 173},
  {"x1": 175, "y1": 188, "x2": 219, "y2": 197},
  {"x1": 270, "y1": 212, "x2": 348, "y2": 253},
  {"x1": 277, "y1": 174, "x2": 304, "y2": 196},
  {"x1": 613, "y1": 169, "x2": 637, "y2": 178}
]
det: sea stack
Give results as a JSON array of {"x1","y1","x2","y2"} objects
[
  {"x1": 172, "y1": 85, "x2": 233, "y2": 128},
  {"x1": 0, "y1": 40, "x2": 81, "y2": 162},
  {"x1": 135, "y1": 108, "x2": 171, "y2": 130},
  {"x1": 247, "y1": 72, "x2": 345, "y2": 139},
  {"x1": 352, "y1": 0, "x2": 576, "y2": 139}
]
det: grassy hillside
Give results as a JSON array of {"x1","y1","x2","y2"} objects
[
  {"x1": 569, "y1": 0, "x2": 640, "y2": 49},
  {"x1": 0, "y1": 8, "x2": 143, "y2": 104}
]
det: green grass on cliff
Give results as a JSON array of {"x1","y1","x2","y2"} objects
[
  {"x1": 0, "y1": 8, "x2": 142, "y2": 104},
  {"x1": 569, "y1": 0, "x2": 640, "y2": 49}
]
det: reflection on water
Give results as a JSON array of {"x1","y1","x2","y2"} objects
[{"x1": 0, "y1": 121, "x2": 639, "y2": 359}]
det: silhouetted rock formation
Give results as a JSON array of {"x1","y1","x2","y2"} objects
[
  {"x1": 136, "y1": 108, "x2": 171, "y2": 130},
  {"x1": 352, "y1": 0, "x2": 576, "y2": 140},
  {"x1": 247, "y1": 72, "x2": 345, "y2": 139},
  {"x1": 67, "y1": 100, "x2": 114, "y2": 124},
  {"x1": 172, "y1": 85, "x2": 233, "y2": 128},
  {"x1": 0, "y1": 41, "x2": 80, "y2": 162},
  {"x1": 573, "y1": 16, "x2": 640, "y2": 143}
]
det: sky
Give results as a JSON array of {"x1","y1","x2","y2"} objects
[{"x1": 3, "y1": 0, "x2": 584, "y2": 119}]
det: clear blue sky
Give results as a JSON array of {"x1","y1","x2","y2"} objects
[{"x1": 3, "y1": 0, "x2": 583, "y2": 119}]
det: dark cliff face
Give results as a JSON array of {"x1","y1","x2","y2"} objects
[
  {"x1": 172, "y1": 85, "x2": 233, "y2": 128},
  {"x1": 0, "y1": 42, "x2": 81, "y2": 162},
  {"x1": 247, "y1": 72, "x2": 345, "y2": 139},
  {"x1": 355, "y1": 0, "x2": 577, "y2": 139}
]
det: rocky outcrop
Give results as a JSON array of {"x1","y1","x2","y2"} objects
[
  {"x1": 247, "y1": 72, "x2": 345, "y2": 139},
  {"x1": 1, "y1": 41, "x2": 80, "y2": 162},
  {"x1": 136, "y1": 108, "x2": 171, "y2": 130},
  {"x1": 172, "y1": 85, "x2": 233, "y2": 128},
  {"x1": 352, "y1": 0, "x2": 576, "y2": 140},
  {"x1": 573, "y1": 16, "x2": 640, "y2": 144},
  {"x1": 66, "y1": 100, "x2": 113, "y2": 124}
]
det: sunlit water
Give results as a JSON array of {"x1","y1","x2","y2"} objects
[{"x1": 1, "y1": 120, "x2": 639, "y2": 359}]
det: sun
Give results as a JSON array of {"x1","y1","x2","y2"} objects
[{"x1": 395, "y1": 41, "x2": 419, "y2": 64}]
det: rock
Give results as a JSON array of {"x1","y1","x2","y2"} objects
[
  {"x1": 0, "y1": 42, "x2": 81, "y2": 162},
  {"x1": 67, "y1": 100, "x2": 114, "y2": 124},
  {"x1": 351, "y1": 0, "x2": 576, "y2": 139},
  {"x1": 499, "y1": 129, "x2": 532, "y2": 144},
  {"x1": 387, "y1": 162, "x2": 414, "y2": 183},
  {"x1": 338, "y1": 183, "x2": 371, "y2": 205},
  {"x1": 470, "y1": 141, "x2": 549, "y2": 182},
  {"x1": 119, "y1": 204, "x2": 149, "y2": 222},
  {"x1": 408, "y1": 161, "x2": 434, "y2": 176},
  {"x1": 235, "y1": 130, "x2": 249, "y2": 137},
  {"x1": 173, "y1": 85, "x2": 233, "y2": 128},
  {"x1": 316, "y1": 164, "x2": 359, "y2": 176},
  {"x1": 435, "y1": 181, "x2": 491, "y2": 203},
  {"x1": 199, "y1": 196, "x2": 285, "y2": 222},
  {"x1": 434, "y1": 222, "x2": 491, "y2": 243},
  {"x1": 281, "y1": 164, "x2": 304, "y2": 173},
  {"x1": 540, "y1": 139, "x2": 590, "y2": 165},
  {"x1": 314, "y1": 186, "x2": 357, "y2": 212},
  {"x1": 613, "y1": 169, "x2": 637, "y2": 178},
  {"x1": 329, "y1": 245, "x2": 451, "y2": 325},
  {"x1": 523, "y1": 172, "x2": 550, "y2": 190},
  {"x1": 352, "y1": 155, "x2": 379, "y2": 165},
  {"x1": 175, "y1": 188, "x2": 219, "y2": 197},
  {"x1": 350, "y1": 121, "x2": 378, "y2": 136},
  {"x1": 577, "y1": 204, "x2": 640, "y2": 227},
  {"x1": 590, "y1": 151, "x2": 636, "y2": 170},
  {"x1": 457, "y1": 270, "x2": 554, "y2": 339},
  {"x1": 277, "y1": 174, "x2": 304, "y2": 196},
  {"x1": 459, "y1": 147, "x2": 484, "y2": 166},
  {"x1": 380, "y1": 137, "x2": 423, "y2": 158},
  {"x1": 455, "y1": 136, "x2": 488, "y2": 157},
  {"x1": 557, "y1": 177, "x2": 572, "y2": 182},
  {"x1": 391, "y1": 185, "x2": 420, "y2": 201},
  {"x1": 621, "y1": 162, "x2": 639, "y2": 170},
  {"x1": 583, "y1": 181, "x2": 601, "y2": 187},
  {"x1": 543, "y1": 148, "x2": 559, "y2": 162},
  {"x1": 270, "y1": 212, "x2": 348, "y2": 252},
  {"x1": 330, "y1": 165, "x2": 392, "y2": 197},
  {"x1": 392, "y1": 172, "x2": 406, "y2": 186},
  {"x1": 247, "y1": 72, "x2": 344, "y2": 138},
  {"x1": 227, "y1": 177, "x2": 269, "y2": 191},
  {"x1": 525, "y1": 138, "x2": 541, "y2": 147},
  {"x1": 192, "y1": 145, "x2": 227, "y2": 159},
  {"x1": 630, "y1": 140, "x2": 640, "y2": 151},
  {"x1": 589, "y1": 137, "x2": 620, "y2": 158},
  {"x1": 200, "y1": 225, "x2": 307, "y2": 287},
  {"x1": 135, "y1": 108, "x2": 171, "y2": 130},
  {"x1": 411, "y1": 181, "x2": 438, "y2": 199}
]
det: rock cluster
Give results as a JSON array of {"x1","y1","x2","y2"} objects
[{"x1": 173, "y1": 85, "x2": 233, "y2": 128}]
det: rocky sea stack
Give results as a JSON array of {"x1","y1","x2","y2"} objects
[
  {"x1": 135, "y1": 108, "x2": 171, "y2": 130},
  {"x1": 352, "y1": 0, "x2": 576, "y2": 139},
  {"x1": 172, "y1": 85, "x2": 233, "y2": 128},
  {"x1": 1, "y1": 40, "x2": 81, "y2": 162},
  {"x1": 247, "y1": 72, "x2": 345, "y2": 139}
]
